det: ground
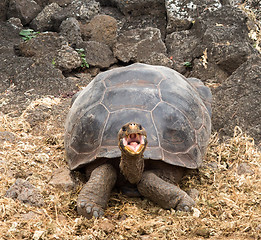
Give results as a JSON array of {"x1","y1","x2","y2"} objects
[{"x1": 0, "y1": 94, "x2": 260, "y2": 240}]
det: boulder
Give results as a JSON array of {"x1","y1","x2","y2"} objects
[
  {"x1": 81, "y1": 14, "x2": 117, "y2": 48},
  {"x1": 7, "y1": 0, "x2": 41, "y2": 25},
  {"x1": 78, "y1": 41, "x2": 117, "y2": 69},
  {"x1": 48, "y1": 0, "x2": 74, "y2": 7},
  {"x1": 49, "y1": 167, "x2": 77, "y2": 191},
  {"x1": 0, "y1": 0, "x2": 9, "y2": 21},
  {"x1": 212, "y1": 54, "x2": 261, "y2": 143},
  {"x1": 5, "y1": 178, "x2": 44, "y2": 207},
  {"x1": 145, "y1": 52, "x2": 174, "y2": 68},
  {"x1": 30, "y1": 2, "x2": 62, "y2": 32},
  {"x1": 114, "y1": 27, "x2": 167, "y2": 63},
  {"x1": 60, "y1": 17, "x2": 83, "y2": 46},
  {"x1": 97, "y1": 0, "x2": 167, "y2": 38},
  {"x1": 15, "y1": 32, "x2": 64, "y2": 60},
  {"x1": 55, "y1": 45, "x2": 82, "y2": 72},
  {"x1": 165, "y1": 29, "x2": 200, "y2": 73},
  {"x1": 105, "y1": 0, "x2": 165, "y2": 16},
  {"x1": 7, "y1": 17, "x2": 23, "y2": 30},
  {"x1": 51, "y1": 0, "x2": 100, "y2": 30},
  {"x1": 165, "y1": 0, "x2": 222, "y2": 33},
  {"x1": 189, "y1": 6, "x2": 256, "y2": 82}
]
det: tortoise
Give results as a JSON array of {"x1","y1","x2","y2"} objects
[{"x1": 64, "y1": 63, "x2": 212, "y2": 219}]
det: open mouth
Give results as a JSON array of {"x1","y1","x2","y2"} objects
[{"x1": 122, "y1": 133, "x2": 146, "y2": 153}]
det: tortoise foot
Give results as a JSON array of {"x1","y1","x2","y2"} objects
[
  {"x1": 77, "y1": 164, "x2": 116, "y2": 219},
  {"x1": 77, "y1": 200, "x2": 104, "y2": 219}
]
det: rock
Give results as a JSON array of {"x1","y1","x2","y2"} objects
[
  {"x1": 5, "y1": 178, "x2": 44, "y2": 207},
  {"x1": 49, "y1": 0, "x2": 73, "y2": 7},
  {"x1": 237, "y1": 163, "x2": 254, "y2": 176},
  {"x1": 145, "y1": 52, "x2": 173, "y2": 68},
  {"x1": 0, "y1": 0, "x2": 9, "y2": 21},
  {"x1": 212, "y1": 54, "x2": 261, "y2": 142},
  {"x1": 0, "y1": 131, "x2": 16, "y2": 143},
  {"x1": 7, "y1": 17, "x2": 23, "y2": 30},
  {"x1": 49, "y1": 167, "x2": 76, "y2": 191},
  {"x1": 78, "y1": 41, "x2": 117, "y2": 69},
  {"x1": 165, "y1": 29, "x2": 200, "y2": 73},
  {"x1": 165, "y1": 0, "x2": 222, "y2": 33},
  {"x1": 55, "y1": 45, "x2": 82, "y2": 72},
  {"x1": 107, "y1": 0, "x2": 165, "y2": 17},
  {"x1": 30, "y1": 3, "x2": 62, "y2": 32},
  {"x1": 190, "y1": 6, "x2": 256, "y2": 82},
  {"x1": 97, "y1": 219, "x2": 115, "y2": 233},
  {"x1": 98, "y1": 0, "x2": 167, "y2": 38},
  {"x1": 195, "y1": 227, "x2": 211, "y2": 238},
  {"x1": 15, "y1": 32, "x2": 64, "y2": 60},
  {"x1": 7, "y1": 0, "x2": 42, "y2": 25},
  {"x1": 60, "y1": 17, "x2": 83, "y2": 46},
  {"x1": 114, "y1": 27, "x2": 167, "y2": 63},
  {"x1": 51, "y1": 0, "x2": 100, "y2": 30},
  {"x1": 18, "y1": 211, "x2": 42, "y2": 220},
  {"x1": 81, "y1": 14, "x2": 117, "y2": 48}
]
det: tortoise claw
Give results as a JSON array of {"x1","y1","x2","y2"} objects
[
  {"x1": 176, "y1": 195, "x2": 195, "y2": 212},
  {"x1": 77, "y1": 201, "x2": 104, "y2": 219}
]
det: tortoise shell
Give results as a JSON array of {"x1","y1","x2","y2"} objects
[{"x1": 65, "y1": 63, "x2": 212, "y2": 170}]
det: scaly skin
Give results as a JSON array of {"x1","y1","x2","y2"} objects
[
  {"x1": 77, "y1": 163, "x2": 117, "y2": 219},
  {"x1": 138, "y1": 170, "x2": 195, "y2": 211},
  {"x1": 120, "y1": 152, "x2": 144, "y2": 184}
]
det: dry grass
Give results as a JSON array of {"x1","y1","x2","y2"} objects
[{"x1": 0, "y1": 96, "x2": 260, "y2": 240}]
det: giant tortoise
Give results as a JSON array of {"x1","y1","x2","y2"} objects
[{"x1": 64, "y1": 63, "x2": 212, "y2": 218}]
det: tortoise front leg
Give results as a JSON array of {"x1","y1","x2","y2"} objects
[
  {"x1": 137, "y1": 171, "x2": 195, "y2": 211},
  {"x1": 77, "y1": 163, "x2": 117, "y2": 219}
]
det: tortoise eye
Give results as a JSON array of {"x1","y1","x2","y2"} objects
[
  {"x1": 122, "y1": 126, "x2": 126, "y2": 131},
  {"x1": 139, "y1": 125, "x2": 143, "y2": 130}
]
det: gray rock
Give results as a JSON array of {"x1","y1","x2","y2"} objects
[
  {"x1": 0, "y1": 131, "x2": 16, "y2": 143},
  {"x1": 114, "y1": 27, "x2": 167, "y2": 63},
  {"x1": 7, "y1": 17, "x2": 23, "y2": 30},
  {"x1": 106, "y1": 0, "x2": 165, "y2": 16},
  {"x1": 237, "y1": 163, "x2": 254, "y2": 176},
  {"x1": 145, "y1": 52, "x2": 173, "y2": 68},
  {"x1": 49, "y1": 167, "x2": 76, "y2": 191},
  {"x1": 5, "y1": 178, "x2": 44, "y2": 207},
  {"x1": 81, "y1": 14, "x2": 117, "y2": 48},
  {"x1": 189, "y1": 6, "x2": 256, "y2": 82},
  {"x1": 48, "y1": 0, "x2": 73, "y2": 7},
  {"x1": 16, "y1": 32, "x2": 64, "y2": 60},
  {"x1": 165, "y1": 30, "x2": 200, "y2": 73},
  {"x1": 55, "y1": 45, "x2": 82, "y2": 71},
  {"x1": 60, "y1": 17, "x2": 83, "y2": 46},
  {"x1": 79, "y1": 41, "x2": 117, "y2": 68},
  {"x1": 52, "y1": 0, "x2": 100, "y2": 30},
  {"x1": 30, "y1": 2, "x2": 62, "y2": 32},
  {"x1": 7, "y1": 0, "x2": 42, "y2": 25},
  {"x1": 165, "y1": 0, "x2": 222, "y2": 33},
  {"x1": 0, "y1": 0, "x2": 9, "y2": 21},
  {"x1": 212, "y1": 54, "x2": 261, "y2": 143}
]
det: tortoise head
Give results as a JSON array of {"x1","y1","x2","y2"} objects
[{"x1": 118, "y1": 122, "x2": 148, "y2": 156}]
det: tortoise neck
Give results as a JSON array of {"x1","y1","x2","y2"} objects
[{"x1": 120, "y1": 153, "x2": 144, "y2": 185}]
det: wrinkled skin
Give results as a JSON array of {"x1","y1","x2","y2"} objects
[{"x1": 77, "y1": 123, "x2": 195, "y2": 219}]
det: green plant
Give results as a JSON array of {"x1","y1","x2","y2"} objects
[
  {"x1": 19, "y1": 29, "x2": 40, "y2": 41},
  {"x1": 183, "y1": 61, "x2": 192, "y2": 68},
  {"x1": 51, "y1": 58, "x2": 56, "y2": 66},
  {"x1": 76, "y1": 48, "x2": 89, "y2": 68}
]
